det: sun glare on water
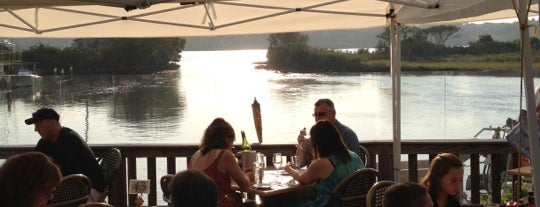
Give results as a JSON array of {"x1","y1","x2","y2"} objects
[{"x1": 179, "y1": 49, "x2": 278, "y2": 140}]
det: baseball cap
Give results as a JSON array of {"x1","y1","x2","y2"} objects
[{"x1": 25, "y1": 108, "x2": 60, "y2": 125}]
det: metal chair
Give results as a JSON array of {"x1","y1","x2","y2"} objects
[
  {"x1": 329, "y1": 168, "x2": 381, "y2": 207},
  {"x1": 96, "y1": 148, "x2": 121, "y2": 201},
  {"x1": 366, "y1": 181, "x2": 396, "y2": 207},
  {"x1": 79, "y1": 202, "x2": 114, "y2": 207},
  {"x1": 358, "y1": 144, "x2": 370, "y2": 167},
  {"x1": 47, "y1": 174, "x2": 91, "y2": 207},
  {"x1": 160, "y1": 174, "x2": 174, "y2": 205}
]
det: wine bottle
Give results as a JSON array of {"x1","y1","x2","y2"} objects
[{"x1": 241, "y1": 130, "x2": 252, "y2": 152}]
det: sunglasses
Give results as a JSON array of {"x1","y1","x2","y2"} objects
[{"x1": 312, "y1": 112, "x2": 328, "y2": 117}]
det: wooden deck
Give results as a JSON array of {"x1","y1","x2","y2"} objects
[{"x1": 0, "y1": 139, "x2": 519, "y2": 206}]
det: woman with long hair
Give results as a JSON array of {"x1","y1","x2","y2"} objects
[
  {"x1": 420, "y1": 153, "x2": 464, "y2": 207},
  {"x1": 284, "y1": 120, "x2": 364, "y2": 206},
  {"x1": 188, "y1": 117, "x2": 252, "y2": 207}
]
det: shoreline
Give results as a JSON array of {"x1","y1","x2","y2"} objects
[
  {"x1": 256, "y1": 60, "x2": 540, "y2": 76},
  {"x1": 255, "y1": 66, "x2": 532, "y2": 77}
]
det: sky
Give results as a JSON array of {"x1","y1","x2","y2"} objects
[{"x1": 471, "y1": 17, "x2": 537, "y2": 24}]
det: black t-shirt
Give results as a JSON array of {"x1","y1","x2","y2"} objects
[{"x1": 36, "y1": 127, "x2": 106, "y2": 192}]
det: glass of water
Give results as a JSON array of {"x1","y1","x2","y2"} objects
[
  {"x1": 291, "y1": 155, "x2": 301, "y2": 169},
  {"x1": 254, "y1": 152, "x2": 265, "y2": 185},
  {"x1": 272, "y1": 153, "x2": 283, "y2": 180}
]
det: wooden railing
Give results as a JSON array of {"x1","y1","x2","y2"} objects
[{"x1": 0, "y1": 139, "x2": 519, "y2": 206}]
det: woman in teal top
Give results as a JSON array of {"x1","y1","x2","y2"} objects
[{"x1": 285, "y1": 120, "x2": 364, "y2": 207}]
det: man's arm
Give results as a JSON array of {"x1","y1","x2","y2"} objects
[
  {"x1": 295, "y1": 141, "x2": 313, "y2": 167},
  {"x1": 295, "y1": 127, "x2": 312, "y2": 167},
  {"x1": 339, "y1": 125, "x2": 362, "y2": 156}
]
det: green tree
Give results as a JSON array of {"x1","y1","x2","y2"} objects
[
  {"x1": 467, "y1": 34, "x2": 519, "y2": 55},
  {"x1": 374, "y1": 26, "x2": 420, "y2": 58},
  {"x1": 21, "y1": 44, "x2": 63, "y2": 74},
  {"x1": 424, "y1": 25, "x2": 460, "y2": 46},
  {"x1": 266, "y1": 33, "x2": 310, "y2": 71},
  {"x1": 375, "y1": 25, "x2": 463, "y2": 60},
  {"x1": 22, "y1": 38, "x2": 185, "y2": 74}
]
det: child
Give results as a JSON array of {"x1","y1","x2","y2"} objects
[{"x1": 420, "y1": 153, "x2": 464, "y2": 207}]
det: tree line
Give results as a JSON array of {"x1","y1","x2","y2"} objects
[
  {"x1": 11, "y1": 24, "x2": 540, "y2": 74},
  {"x1": 265, "y1": 25, "x2": 540, "y2": 73},
  {"x1": 20, "y1": 38, "x2": 186, "y2": 75}
]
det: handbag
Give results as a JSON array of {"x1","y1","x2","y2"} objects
[{"x1": 505, "y1": 109, "x2": 539, "y2": 158}]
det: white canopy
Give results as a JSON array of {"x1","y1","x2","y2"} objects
[{"x1": 0, "y1": 0, "x2": 536, "y2": 38}]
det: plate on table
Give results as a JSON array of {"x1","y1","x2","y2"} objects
[{"x1": 253, "y1": 183, "x2": 272, "y2": 190}]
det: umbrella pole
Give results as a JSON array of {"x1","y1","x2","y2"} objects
[
  {"x1": 517, "y1": 1, "x2": 540, "y2": 206},
  {"x1": 390, "y1": 18, "x2": 402, "y2": 182}
]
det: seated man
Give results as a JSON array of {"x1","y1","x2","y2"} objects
[
  {"x1": 25, "y1": 108, "x2": 106, "y2": 201},
  {"x1": 296, "y1": 98, "x2": 362, "y2": 167}
]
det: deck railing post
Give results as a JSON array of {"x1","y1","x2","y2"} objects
[
  {"x1": 470, "y1": 154, "x2": 480, "y2": 204},
  {"x1": 408, "y1": 154, "x2": 418, "y2": 182},
  {"x1": 491, "y1": 153, "x2": 502, "y2": 204},
  {"x1": 127, "y1": 157, "x2": 137, "y2": 206},
  {"x1": 147, "y1": 157, "x2": 157, "y2": 206},
  {"x1": 110, "y1": 156, "x2": 127, "y2": 206},
  {"x1": 166, "y1": 157, "x2": 176, "y2": 174}
]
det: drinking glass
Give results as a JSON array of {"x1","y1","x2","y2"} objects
[
  {"x1": 256, "y1": 152, "x2": 265, "y2": 167},
  {"x1": 291, "y1": 155, "x2": 301, "y2": 169},
  {"x1": 254, "y1": 152, "x2": 265, "y2": 185},
  {"x1": 272, "y1": 153, "x2": 283, "y2": 179}
]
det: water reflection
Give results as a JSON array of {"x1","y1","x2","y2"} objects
[
  {"x1": 0, "y1": 71, "x2": 185, "y2": 145},
  {"x1": 1, "y1": 50, "x2": 539, "y2": 146}
]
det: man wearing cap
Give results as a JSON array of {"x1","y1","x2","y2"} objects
[{"x1": 26, "y1": 108, "x2": 106, "y2": 201}]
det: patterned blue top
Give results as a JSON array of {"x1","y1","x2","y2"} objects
[{"x1": 308, "y1": 151, "x2": 364, "y2": 207}]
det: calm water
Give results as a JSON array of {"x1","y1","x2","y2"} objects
[{"x1": 0, "y1": 49, "x2": 537, "y2": 146}]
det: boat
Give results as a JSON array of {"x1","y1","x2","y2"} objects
[{"x1": 4, "y1": 67, "x2": 43, "y2": 88}]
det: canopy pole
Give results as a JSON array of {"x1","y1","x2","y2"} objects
[
  {"x1": 390, "y1": 18, "x2": 402, "y2": 182},
  {"x1": 517, "y1": 1, "x2": 540, "y2": 206}
]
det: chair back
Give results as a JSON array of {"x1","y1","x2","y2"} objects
[
  {"x1": 79, "y1": 202, "x2": 114, "y2": 207},
  {"x1": 329, "y1": 168, "x2": 381, "y2": 207},
  {"x1": 160, "y1": 174, "x2": 174, "y2": 205},
  {"x1": 97, "y1": 148, "x2": 121, "y2": 200},
  {"x1": 47, "y1": 174, "x2": 91, "y2": 207},
  {"x1": 366, "y1": 181, "x2": 396, "y2": 207},
  {"x1": 358, "y1": 145, "x2": 370, "y2": 167}
]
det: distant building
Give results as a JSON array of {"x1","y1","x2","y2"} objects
[{"x1": 1, "y1": 39, "x2": 15, "y2": 64}]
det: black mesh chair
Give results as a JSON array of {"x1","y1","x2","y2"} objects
[
  {"x1": 329, "y1": 168, "x2": 381, "y2": 207},
  {"x1": 79, "y1": 202, "x2": 114, "y2": 207},
  {"x1": 96, "y1": 148, "x2": 122, "y2": 201},
  {"x1": 366, "y1": 181, "x2": 396, "y2": 207},
  {"x1": 358, "y1": 144, "x2": 370, "y2": 167},
  {"x1": 47, "y1": 174, "x2": 91, "y2": 207},
  {"x1": 160, "y1": 174, "x2": 174, "y2": 206}
]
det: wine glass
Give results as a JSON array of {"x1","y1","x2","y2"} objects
[{"x1": 272, "y1": 153, "x2": 283, "y2": 180}]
